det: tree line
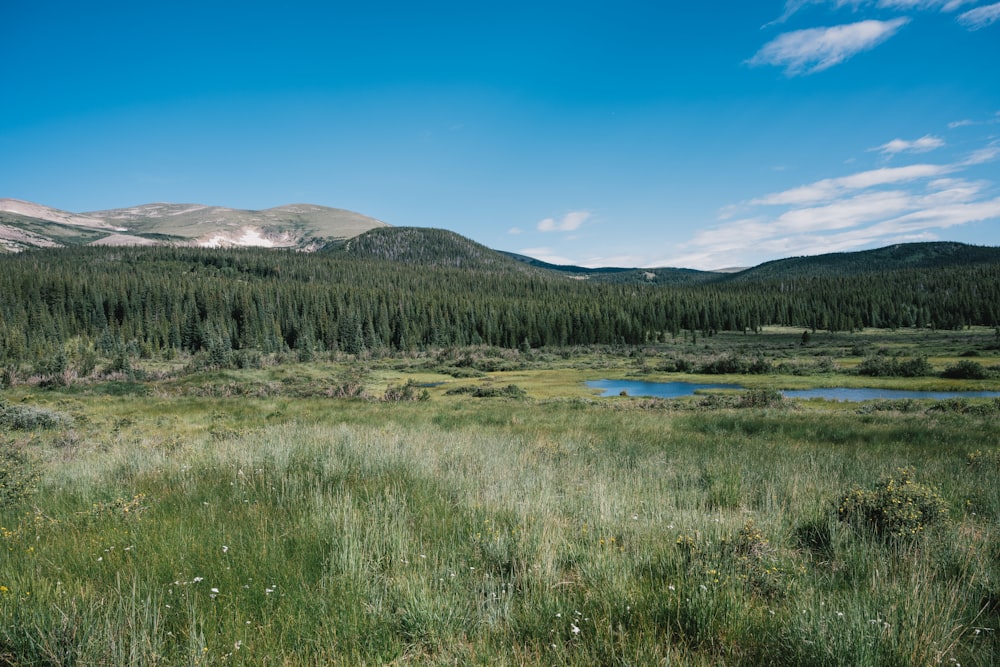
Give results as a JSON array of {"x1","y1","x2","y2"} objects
[{"x1": 1, "y1": 246, "x2": 998, "y2": 366}]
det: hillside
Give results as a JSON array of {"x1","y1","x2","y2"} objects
[
  {"x1": 0, "y1": 199, "x2": 388, "y2": 252},
  {"x1": 340, "y1": 227, "x2": 536, "y2": 272},
  {"x1": 501, "y1": 251, "x2": 721, "y2": 285},
  {"x1": 727, "y1": 242, "x2": 1000, "y2": 282}
]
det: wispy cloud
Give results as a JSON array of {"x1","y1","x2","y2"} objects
[
  {"x1": 870, "y1": 135, "x2": 945, "y2": 156},
  {"x1": 768, "y1": 0, "x2": 987, "y2": 30},
  {"x1": 750, "y1": 163, "x2": 950, "y2": 205},
  {"x1": 961, "y1": 143, "x2": 1000, "y2": 165},
  {"x1": 537, "y1": 210, "x2": 591, "y2": 233},
  {"x1": 657, "y1": 139, "x2": 1000, "y2": 270},
  {"x1": 957, "y1": 2, "x2": 1000, "y2": 29},
  {"x1": 772, "y1": 0, "x2": 976, "y2": 21},
  {"x1": 748, "y1": 18, "x2": 909, "y2": 75}
]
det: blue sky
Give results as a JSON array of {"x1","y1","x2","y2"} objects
[{"x1": 2, "y1": 0, "x2": 998, "y2": 269}]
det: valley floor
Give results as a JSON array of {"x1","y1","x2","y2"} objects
[{"x1": 2, "y1": 329, "x2": 999, "y2": 665}]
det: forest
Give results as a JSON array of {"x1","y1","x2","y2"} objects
[{"x1": 1, "y1": 243, "x2": 999, "y2": 370}]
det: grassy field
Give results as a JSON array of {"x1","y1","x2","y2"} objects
[{"x1": 2, "y1": 329, "x2": 999, "y2": 665}]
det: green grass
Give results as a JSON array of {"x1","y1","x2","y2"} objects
[
  {"x1": 2, "y1": 389, "x2": 999, "y2": 665},
  {"x1": 2, "y1": 329, "x2": 999, "y2": 664}
]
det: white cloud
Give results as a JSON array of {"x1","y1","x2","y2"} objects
[
  {"x1": 767, "y1": 0, "x2": 977, "y2": 25},
  {"x1": 877, "y1": 0, "x2": 975, "y2": 9},
  {"x1": 870, "y1": 135, "x2": 945, "y2": 155},
  {"x1": 507, "y1": 227, "x2": 523, "y2": 235},
  {"x1": 537, "y1": 210, "x2": 591, "y2": 233},
  {"x1": 748, "y1": 18, "x2": 909, "y2": 75},
  {"x1": 961, "y1": 143, "x2": 1000, "y2": 165},
  {"x1": 957, "y1": 2, "x2": 1000, "y2": 28},
  {"x1": 751, "y1": 163, "x2": 950, "y2": 206},
  {"x1": 658, "y1": 139, "x2": 1000, "y2": 270}
]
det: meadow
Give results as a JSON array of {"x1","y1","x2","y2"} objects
[{"x1": 2, "y1": 327, "x2": 999, "y2": 665}]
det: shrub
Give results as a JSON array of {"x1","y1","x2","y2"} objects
[
  {"x1": 697, "y1": 354, "x2": 772, "y2": 375},
  {"x1": 0, "y1": 400, "x2": 73, "y2": 430},
  {"x1": 445, "y1": 384, "x2": 527, "y2": 399},
  {"x1": 383, "y1": 380, "x2": 430, "y2": 402},
  {"x1": 737, "y1": 388, "x2": 785, "y2": 409},
  {"x1": 942, "y1": 360, "x2": 989, "y2": 380},
  {"x1": 856, "y1": 354, "x2": 932, "y2": 378},
  {"x1": 837, "y1": 468, "x2": 949, "y2": 540},
  {"x1": 0, "y1": 441, "x2": 38, "y2": 507},
  {"x1": 967, "y1": 448, "x2": 1000, "y2": 470}
]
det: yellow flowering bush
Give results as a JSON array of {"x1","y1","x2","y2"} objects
[{"x1": 838, "y1": 468, "x2": 949, "y2": 540}]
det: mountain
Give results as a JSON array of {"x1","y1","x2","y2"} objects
[
  {"x1": 725, "y1": 242, "x2": 1000, "y2": 282},
  {"x1": 0, "y1": 199, "x2": 388, "y2": 253},
  {"x1": 500, "y1": 250, "x2": 721, "y2": 285},
  {"x1": 341, "y1": 227, "x2": 534, "y2": 272},
  {"x1": 3, "y1": 199, "x2": 999, "y2": 281}
]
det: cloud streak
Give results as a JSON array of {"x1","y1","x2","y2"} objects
[
  {"x1": 656, "y1": 139, "x2": 1000, "y2": 270},
  {"x1": 537, "y1": 211, "x2": 590, "y2": 232},
  {"x1": 957, "y1": 2, "x2": 1000, "y2": 29},
  {"x1": 870, "y1": 135, "x2": 945, "y2": 156},
  {"x1": 748, "y1": 18, "x2": 909, "y2": 75}
]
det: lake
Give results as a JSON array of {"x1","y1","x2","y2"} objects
[{"x1": 586, "y1": 379, "x2": 1000, "y2": 402}]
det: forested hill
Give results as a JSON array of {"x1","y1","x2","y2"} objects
[
  {"x1": 339, "y1": 227, "x2": 533, "y2": 272},
  {"x1": 727, "y1": 242, "x2": 1000, "y2": 282},
  {"x1": 499, "y1": 251, "x2": 720, "y2": 285},
  {"x1": 1, "y1": 242, "x2": 998, "y2": 367}
]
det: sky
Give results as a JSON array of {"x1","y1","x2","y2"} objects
[{"x1": 2, "y1": 0, "x2": 999, "y2": 270}]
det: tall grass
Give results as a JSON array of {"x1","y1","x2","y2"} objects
[{"x1": 1, "y1": 394, "x2": 997, "y2": 664}]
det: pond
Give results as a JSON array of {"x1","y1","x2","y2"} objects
[
  {"x1": 586, "y1": 379, "x2": 1000, "y2": 402},
  {"x1": 586, "y1": 379, "x2": 743, "y2": 398}
]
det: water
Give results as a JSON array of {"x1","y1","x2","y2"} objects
[
  {"x1": 586, "y1": 379, "x2": 743, "y2": 398},
  {"x1": 782, "y1": 388, "x2": 1000, "y2": 402},
  {"x1": 586, "y1": 379, "x2": 1000, "y2": 402}
]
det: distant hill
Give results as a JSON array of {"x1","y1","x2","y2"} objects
[
  {"x1": 0, "y1": 199, "x2": 388, "y2": 253},
  {"x1": 726, "y1": 242, "x2": 1000, "y2": 282},
  {"x1": 3, "y1": 199, "x2": 998, "y2": 282},
  {"x1": 500, "y1": 251, "x2": 721, "y2": 285},
  {"x1": 340, "y1": 227, "x2": 534, "y2": 272}
]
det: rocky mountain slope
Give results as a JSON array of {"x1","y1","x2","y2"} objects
[{"x1": 0, "y1": 199, "x2": 388, "y2": 253}]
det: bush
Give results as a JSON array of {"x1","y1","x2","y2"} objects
[
  {"x1": 737, "y1": 388, "x2": 785, "y2": 409},
  {"x1": 697, "y1": 354, "x2": 772, "y2": 375},
  {"x1": 942, "y1": 360, "x2": 989, "y2": 380},
  {"x1": 0, "y1": 400, "x2": 73, "y2": 430},
  {"x1": 837, "y1": 468, "x2": 949, "y2": 540},
  {"x1": 445, "y1": 384, "x2": 527, "y2": 399},
  {"x1": 0, "y1": 441, "x2": 38, "y2": 508},
  {"x1": 383, "y1": 380, "x2": 430, "y2": 402},
  {"x1": 856, "y1": 354, "x2": 932, "y2": 377}
]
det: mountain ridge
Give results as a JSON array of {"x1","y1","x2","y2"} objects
[
  {"x1": 3, "y1": 199, "x2": 1000, "y2": 279},
  {"x1": 0, "y1": 198, "x2": 389, "y2": 253}
]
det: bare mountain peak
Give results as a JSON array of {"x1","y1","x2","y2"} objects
[
  {"x1": 1, "y1": 198, "x2": 124, "y2": 230},
  {"x1": 0, "y1": 199, "x2": 389, "y2": 253}
]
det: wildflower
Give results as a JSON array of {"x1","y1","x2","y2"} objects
[
  {"x1": 193, "y1": 577, "x2": 204, "y2": 583},
  {"x1": 222, "y1": 545, "x2": 229, "y2": 553},
  {"x1": 211, "y1": 588, "x2": 219, "y2": 594},
  {"x1": 571, "y1": 623, "x2": 581, "y2": 635}
]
